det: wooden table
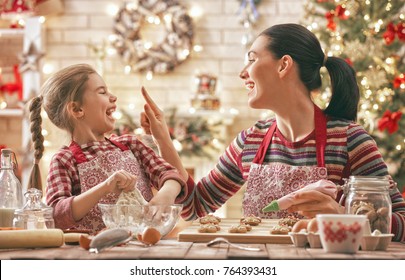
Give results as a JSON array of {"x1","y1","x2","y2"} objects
[{"x1": 0, "y1": 239, "x2": 404, "y2": 260}]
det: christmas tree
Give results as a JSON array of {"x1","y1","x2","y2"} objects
[{"x1": 301, "y1": 0, "x2": 405, "y2": 192}]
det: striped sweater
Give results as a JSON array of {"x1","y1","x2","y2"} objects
[{"x1": 176, "y1": 118, "x2": 405, "y2": 241}]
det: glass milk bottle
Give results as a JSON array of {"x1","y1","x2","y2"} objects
[
  {"x1": 0, "y1": 148, "x2": 23, "y2": 227},
  {"x1": 345, "y1": 176, "x2": 392, "y2": 234}
]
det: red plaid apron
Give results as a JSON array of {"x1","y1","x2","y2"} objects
[
  {"x1": 243, "y1": 105, "x2": 328, "y2": 218},
  {"x1": 68, "y1": 139, "x2": 152, "y2": 234}
]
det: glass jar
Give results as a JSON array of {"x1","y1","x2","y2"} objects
[
  {"x1": 344, "y1": 176, "x2": 391, "y2": 234},
  {"x1": 0, "y1": 148, "x2": 23, "y2": 227},
  {"x1": 13, "y1": 188, "x2": 55, "y2": 229}
]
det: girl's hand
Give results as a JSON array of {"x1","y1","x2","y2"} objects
[
  {"x1": 287, "y1": 189, "x2": 345, "y2": 218},
  {"x1": 105, "y1": 170, "x2": 137, "y2": 194},
  {"x1": 140, "y1": 87, "x2": 170, "y2": 141}
]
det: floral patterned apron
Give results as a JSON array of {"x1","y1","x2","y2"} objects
[
  {"x1": 243, "y1": 105, "x2": 328, "y2": 218},
  {"x1": 68, "y1": 139, "x2": 152, "y2": 234}
]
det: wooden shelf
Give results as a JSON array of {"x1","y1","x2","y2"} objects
[
  {"x1": 0, "y1": 28, "x2": 24, "y2": 37},
  {"x1": 0, "y1": 108, "x2": 23, "y2": 117}
]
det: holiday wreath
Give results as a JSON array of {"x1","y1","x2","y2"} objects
[{"x1": 111, "y1": 0, "x2": 194, "y2": 74}]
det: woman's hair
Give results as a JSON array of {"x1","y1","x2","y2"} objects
[
  {"x1": 27, "y1": 63, "x2": 96, "y2": 190},
  {"x1": 260, "y1": 23, "x2": 360, "y2": 121}
]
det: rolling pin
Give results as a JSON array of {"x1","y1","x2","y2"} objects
[{"x1": 0, "y1": 229, "x2": 86, "y2": 249}]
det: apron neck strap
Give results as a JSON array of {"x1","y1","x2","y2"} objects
[
  {"x1": 252, "y1": 121, "x2": 277, "y2": 164},
  {"x1": 252, "y1": 104, "x2": 327, "y2": 167},
  {"x1": 314, "y1": 105, "x2": 327, "y2": 168},
  {"x1": 68, "y1": 138, "x2": 129, "y2": 164},
  {"x1": 108, "y1": 138, "x2": 129, "y2": 151}
]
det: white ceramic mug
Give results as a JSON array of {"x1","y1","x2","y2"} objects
[{"x1": 316, "y1": 214, "x2": 367, "y2": 254}]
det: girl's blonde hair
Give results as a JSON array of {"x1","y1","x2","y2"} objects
[{"x1": 28, "y1": 63, "x2": 96, "y2": 190}]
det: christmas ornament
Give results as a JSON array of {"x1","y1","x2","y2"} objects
[
  {"x1": 0, "y1": 0, "x2": 33, "y2": 22},
  {"x1": 393, "y1": 73, "x2": 405, "y2": 89},
  {"x1": 110, "y1": 0, "x2": 194, "y2": 76},
  {"x1": 190, "y1": 72, "x2": 220, "y2": 111},
  {"x1": 383, "y1": 21, "x2": 405, "y2": 45},
  {"x1": 18, "y1": 41, "x2": 45, "y2": 73},
  {"x1": 0, "y1": 65, "x2": 23, "y2": 106},
  {"x1": 378, "y1": 110, "x2": 402, "y2": 134},
  {"x1": 0, "y1": 0, "x2": 63, "y2": 25},
  {"x1": 325, "y1": 4, "x2": 349, "y2": 31},
  {"x1": 237, "y1": 0, "x2": 261, "y2": 46}
]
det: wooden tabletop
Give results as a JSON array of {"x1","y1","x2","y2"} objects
[{"x1": 0, "y1": 239, "x2": 404, "y2": 260}]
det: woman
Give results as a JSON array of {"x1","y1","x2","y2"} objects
[{"x1": 140, "y1": 23, "x2": 405, "y2": 241}]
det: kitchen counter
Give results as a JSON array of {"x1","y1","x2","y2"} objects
[{"x1": 0, "y1": 239, "x2": 404, "y2": 260}]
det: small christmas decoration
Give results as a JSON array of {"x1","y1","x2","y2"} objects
[
  {"x1": 383, "y1": 22, "x2": 405, "y2": 45},
  {"x1": 190, "y1": 72, "x2": 221, "y2": 111},
  {"x1": 237, "y1": 0, "x2": 261, "y2": 46},
  {"x1": 378, "y1": 110, "x2": 403, "y2": 134},
  {"x1": 0, "y1": 65, "x2": 23, "y2": 108},
  {"x1": 0, "y1": 0, "x2": 33, "y2": 25},
  {"x1": 18, "y1": 41, "x2": 45, "y2": 73},
  {"x1": 110, "y1": 0, "x2": 194, "y2": 78},
  {"x1": 0, "y1": 0, "x2": 63, "y2": 25}
]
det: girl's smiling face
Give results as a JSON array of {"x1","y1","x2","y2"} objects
[
  {"x1": 75, "y1": 73, "x2": 117, "y2": 139},
  {"x1": 239, "y1": 35, "x2": 281, "y2": 110}
]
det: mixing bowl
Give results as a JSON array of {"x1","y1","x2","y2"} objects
[{"x1": 98, "y1": 203, "x2": 183, "y2": 238}]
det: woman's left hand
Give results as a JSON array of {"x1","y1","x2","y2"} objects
[
  {"x1": 148, "y1": 179, "x2": 181, "y2": 206},
  {"x1": 287, "y1": 189, "x2": 345, "y2": 218}
]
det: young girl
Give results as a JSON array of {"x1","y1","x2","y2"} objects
[{"x1": 28, "y1": 64, "x2": 185, "y2": 234}]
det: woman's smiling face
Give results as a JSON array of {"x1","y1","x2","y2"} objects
[{"x1": 239, "y1": 35, "x2": 281, "y2": 110}]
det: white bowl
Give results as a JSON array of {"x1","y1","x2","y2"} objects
[{"x1": 317, "y1": 214, "x2": 367, "y2": 253}]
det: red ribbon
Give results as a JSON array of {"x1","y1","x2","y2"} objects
[
  {"x1": 393, "y1": 73, "x2": 405, "y2": 89},
  {"x1": 377, "y1": 110, "x2": 403, "y2": 134},
  {"x1": 383, "y1": 22, "x2": 405, "y2": 45},
  {"x1": 0, "y1": 65, "x2": 23, "y2": 100},
  {"x1": 325, "y1": 5, "x2": 348, "y2": 31}
]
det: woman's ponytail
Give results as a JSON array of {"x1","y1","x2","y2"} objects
[{"x1": 323, "y1": 57, "x2": 360, "y2": 121}]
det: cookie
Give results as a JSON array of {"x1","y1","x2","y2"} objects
[
  {"x1": 199, "y1": 214, "x2": 221, "y2": 224},
  {"x1": 240, "y1": 216, "x2": 261, "y2": 226},
  {"x1": 198, "y1": 223, "x2": 221, "y2": 233},
  {"x1": 270, "y1": 225, "x2": 290, "y2": 235},
  {"x1": 278, "y1": 215, "x2": 299, "y2": 227},
  {"x1": 228, "y1": 224, "x2": 249, "y2": 233},
  {"x1": 240, "y1": 222, "x2": 252, "y2": 231}
]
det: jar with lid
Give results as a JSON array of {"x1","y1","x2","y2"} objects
[
  {"x1": 0, "y1": 148, "x2": 23, "y2": 227},
  {"x1": 13, "y1": 188, "x2": 55, "y2": 229},
  {"x1": 344, "y1": 176, "x2": 391, "y2": 234}
]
